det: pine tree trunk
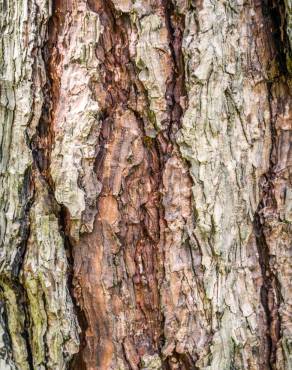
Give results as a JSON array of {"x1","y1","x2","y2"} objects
[{"x1": 0, "y1": 1, "x2": 291, "y2": 369}]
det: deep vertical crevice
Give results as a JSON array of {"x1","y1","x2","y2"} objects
[
  {"x1": 61, "y1": 205, "x2": 88, "y2": 370},
  {"x1": 158, "y1": 3, "x2": 196, "y2": 369},
  {"x1": 262, "y1": 0, "x2": 289, "y2": 75},
  {"x1": 19, "y1": 287, "x2": 34, "y2": 370},
  {"x1": 163, "y1": 0, "x2": 187, "y2": 136},
  {"x1": 254, "y1": 209, "x2": 278, "y2": 370},
  {"x1": 262, "y1": 0, "x2": 292, "y2": 75},
  {"x1": 11, "y1": 167, "x2": 34, "y2": 277},
  {"x1": 254, "y1": 2, "x2": 291, "y2": 368}
]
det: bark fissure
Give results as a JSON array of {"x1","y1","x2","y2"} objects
[
  {"x1": 253, "y1": 2, "x2": 292, "y2": 368},
  {"x1": 254, "y1": 209, "x2": 279, "y2": 370}
]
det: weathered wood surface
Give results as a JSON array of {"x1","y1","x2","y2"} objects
[{"x1": 0, "y1": 1, "x2": 291, "y2": 369}]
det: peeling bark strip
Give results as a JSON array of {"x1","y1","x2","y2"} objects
[{"x1": 0, "y1": 1, "x2": 291, "y2": 370}]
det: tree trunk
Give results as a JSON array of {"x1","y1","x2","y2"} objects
[{"x1": 0, "y1": 0, "x2": 291, "y2": 369}]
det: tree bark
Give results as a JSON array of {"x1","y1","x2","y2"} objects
[{"x1": 0, "y1": 0, "x2": 291, "y2": 369}]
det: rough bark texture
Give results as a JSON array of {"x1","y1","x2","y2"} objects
[{"x1": 0, "y1": 1, "x2": 291, "y2": 370}]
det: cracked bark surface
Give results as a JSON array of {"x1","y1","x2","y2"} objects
[{"x1": 0, "y1": 1, "x2": 291, "y2": 370}]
